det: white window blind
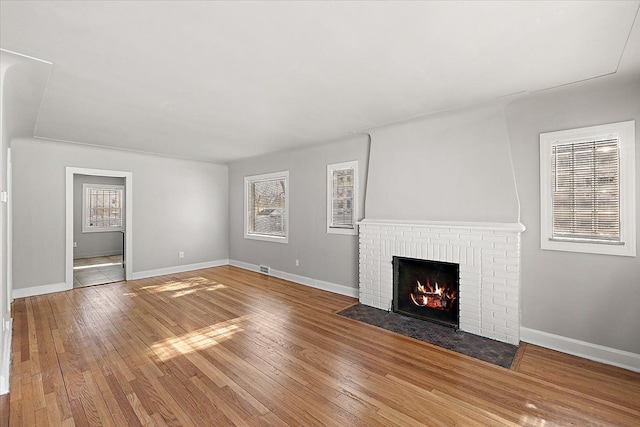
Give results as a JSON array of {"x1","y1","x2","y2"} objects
[
  {"x1": 331, "y1": 168, "x2": 354, "y2": 228},
  {"x1": 539, "y1": 120, "x2": 635, "y2": 257},
  {"x1": 245, "y1": 171, "x2": 288, "y2": 242},
  {"x1": 551, "y1": 138, "x2": 620, "y2": 242},
  {"x1": 83, "y1": 184, "x2": 124, "y2": 232},
  {"x1": 327, "y1": 161, "x2": 358, "y2": 235}
]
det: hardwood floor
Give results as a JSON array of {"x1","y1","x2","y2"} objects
[{"x1": 3, "y1": 265, "x2": 639, "y2": 426}]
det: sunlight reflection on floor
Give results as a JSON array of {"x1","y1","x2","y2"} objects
[
  {"x1": 150, "y1": 314, "x2": 256, "y2": 360},
  {"x1": 128, "y1": 277, "x2": 227, "y2": 298}
]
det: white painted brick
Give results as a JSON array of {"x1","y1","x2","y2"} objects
[
  {"x1": 488, "y1": 318, "x2": 507, "y2": 329},
  {"x1": 489, "y1": 306, "x2": 508, "y2": 317},
  {"x1": 430, "y1": 239, "x2": 450, "y2": 247},
  {"x1": 493, "y1": 270, "x2": 520, "y2": 280},
  {"x1": 494, "y1": 242, "x2": 518, "y2": 251},
  {"x1": 359, "y1": 222, "x2": 522, "y2": 345},
  {"x1": 493, "y1": 256, "x2": 519, "y2": 266},
  {"x1": 482, "y1": 235, "x2": 508, "y2": 243},
  {"x1": 470, "y1": 240, "x2": 495, "y2": 250},
  {"x1": 480, "y1": 329, "x2": 502, "y2": 341},
  {"x1": 492, "y1": 296, "x2": 518, "y2": 309},
  {"x1": 438, "y1": 232, "x2": 460, "y2": 240},
  {"x1": 494, "y1": 325, "x2": 518, "y2": 336},
  {"x1": 483, "y1": 249, "x2": 507, "y2": 257},
  {"x1": 483, "y1": 289, "x2": 507, "y2": 299},
  {"x1": 460, "y1": 309, "x2": 480, "y2": 321},
  {"x1": 460, "y1": 318, "x2": 480, "y2": 330},
  {"x1": 483, "y1": 276, "x2": 507, "y2": 286},
  {"x1": 483, "y1": 262, "x2": 507, "y2": 272}
]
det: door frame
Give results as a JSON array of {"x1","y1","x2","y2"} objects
[{"x1": 65, "y1": 167, "x2": 133, "y2": 288}]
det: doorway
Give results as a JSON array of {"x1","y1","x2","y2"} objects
[
  {"x1": 65, "y1": 167, "x2": 133, "y2": 290},
  {"x1": 72, "y1": 175, "x2": 125, "y2": 287}
]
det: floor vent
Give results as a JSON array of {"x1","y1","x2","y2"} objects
[{"x1": 259, "y1": 265, "x2": 270, "y2": 275}]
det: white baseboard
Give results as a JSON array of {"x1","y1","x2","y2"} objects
[
  {"x1": 12, "y1": 282, "x2": 71, "y2": 299},
  {"x1": 229, "y1": 259, "x2": 359, "y2": 298},
  {"x1": 131, "y1": 259, "x2": 230, "y2": 280},
  {"x1": 520, "y1": 327, "x2": 640, "y2": 373},
  {"x1": 1, "y1": 318, "x2": 12, "y2": 394}
]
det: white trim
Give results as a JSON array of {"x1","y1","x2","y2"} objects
[
  {"x1": 520, "y1": 327, "x2": 640, "y2": 373},
  {"x1": 539, "y1": 120, "x2": 636, "y2": 257},
  {"x1": 244, "y1": 170, "x2": 289, "y2": 244},
  {"x1": 0, "y1": 319, "x2": 11, "y2": 394},
  {"x1": 229, "y1": 259, "x2": 359, "y2": 298},
  {"x1": 327, "y1": 160, "x2": 358, "y2": 235},
  {"x1": 12, "y1": 282, "x2": 69, "y2": 299},
  {"x1": 359, "y1": 218, "x2": 526, "y2": 233},
  {"x1": 131, "y1": 259, "x2": 229, "y2": 280},
  {"x1": 7, "y1": 148, "x2": 12, "y2": 304},
  {"x1": 66, "y1": 167, "x2": 133, "y2": 289}
]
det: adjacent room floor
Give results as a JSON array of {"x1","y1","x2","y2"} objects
[{"x1": 73, "y1": 255, "x2": 124, "y2": 288}]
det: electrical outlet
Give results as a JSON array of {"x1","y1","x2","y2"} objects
[
  {"x1": 73, "y1": 242, "x2": 77, "y2": 248},
  {"x1": 295, "y1": 259, "x2": 299, "y2": 267},
  {"x1": 179, "y1": 251, "x2": 184, "y2": 259}
]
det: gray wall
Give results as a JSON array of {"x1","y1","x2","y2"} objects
[
  {"x1": 73, "y1": 174, "x2": 125, "y2": 259},
  {"x1": 366, "y1": 104, "x2": 520, "y2": 223},
  {"x1": 228, "y1": 135, "x2": 370, "y2": 289},
  {"x1": 505, "y1": 75, "x2": 640, "y2": 354},
  {"x1": 11, "y1": 137, "x2": 229, "y2": 289}
]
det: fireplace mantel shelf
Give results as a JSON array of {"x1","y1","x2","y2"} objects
[{"x1": 358, "y1": 219, "x2": 526, "y2": 233}]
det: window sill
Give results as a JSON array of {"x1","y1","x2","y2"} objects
[
  {"x1": 82, "y1": 228, "x2": 124, "y2": 234},
  {"x1": 244, "y1": 233, "x2": 289, "y2": 244},
  {"x1": 327, "y1": 226, "x2": 357, "y2": 236},
  {"x1": 541, "y1": 238, "x2": 635, "y2": 257}
]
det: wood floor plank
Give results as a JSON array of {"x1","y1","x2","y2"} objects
[{"x1": 5, "y1": 265, "x2": 640, "y2": 426}]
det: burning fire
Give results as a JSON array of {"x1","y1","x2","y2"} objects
[{"x1": 410, "y1": 279, "x2": 456, "y2": 311}]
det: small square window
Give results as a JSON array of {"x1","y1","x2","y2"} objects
[{"x1": 82, "y1": 184, "x2": 124, "y2": 233}]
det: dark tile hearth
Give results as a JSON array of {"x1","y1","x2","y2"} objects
[{"x1": 338, "y1": 303, "x2": 518, "y2": 368}]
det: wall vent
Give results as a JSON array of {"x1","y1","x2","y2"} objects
[{"x1": 259, "y1": 265, "x2": 270, "y2": 275}]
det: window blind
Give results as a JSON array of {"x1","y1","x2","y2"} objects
[
  {"x1": 331, "y1": 168, "x2": 354, "y2": 228},
  {"x1": 248, "y1": 177, "x2": 286, "y2": 236},
  {"x1": 551, "y1": 138, "x2": 620, "y2": 242}
]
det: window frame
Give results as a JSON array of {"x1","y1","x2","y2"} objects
[
  {"x1": 327, "y1": 160, "x2": 358, "y2": 236},
  {"x1": 244, "y1": 170, "x2": 289, "y2": 244},
  {"x1": 82, "y1": 183, "x2": 125, "y2": 233},
  {"x1": 539, "y1": 120, "x2": 636, "y2": 257}
]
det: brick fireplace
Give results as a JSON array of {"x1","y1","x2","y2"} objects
[{"x1": 358, "y1": 219, "x2": 525, "y2": 345}]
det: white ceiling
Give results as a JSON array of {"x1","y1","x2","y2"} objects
[{"x1": 1, "y1": 1, "x2": 639, "y2": 163}]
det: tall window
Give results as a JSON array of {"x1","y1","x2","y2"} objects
[
  {"x1": 244, "y1": 171, "x2": 289, "y2": 243},
  {"x1": 540, "y1": 121, "x2": 635, "y2": 256},
  {"x1": 82, "y1": 184, "x2": 124, "y2": 233},
  {"x1": 327, "y1": 161, "x2": 358, "y2": 235}
]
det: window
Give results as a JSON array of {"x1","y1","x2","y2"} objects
[
  {"x1": 327, "y1": 161, "x2": 358, "y2": 235},
  {"x1": 82, "y1": 184, "x2": 124, "y2": 233},
  {"x1": 244, "y1": 171, "x2": 289, "y2": 243},
  {"x1": 540, "y1": 121, "x2": 635, "y2": 256}
]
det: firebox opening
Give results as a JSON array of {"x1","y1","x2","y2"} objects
[{"x1": 393, "y1": 256, "x2": 460, "y2": 329}]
